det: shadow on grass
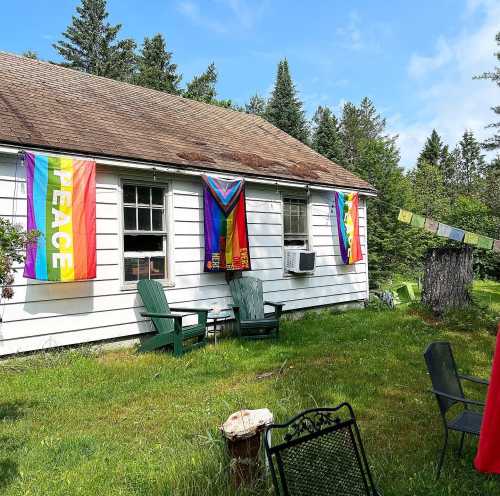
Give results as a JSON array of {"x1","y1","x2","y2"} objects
[
  {"x1": 0, "y1": 459, "x2": 19, "y2": 490},
  {"x1": 0, "y1": 401, "x2": 34, "y2": 421}
]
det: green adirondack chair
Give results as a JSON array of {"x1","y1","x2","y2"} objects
[
  {"x1": 229, "y1": 276, "x2": 284, "y2": 339},
  {"x1": 137, "y1": 279, "x2": 209, "y2": 356}
]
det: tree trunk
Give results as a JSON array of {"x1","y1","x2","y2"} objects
[{"x1": 422, "y1": 246, "x2": 474, "y2": 315}]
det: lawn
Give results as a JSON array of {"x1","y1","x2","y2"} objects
[{"x1": 1, "y1": 282, "x2": 499, "y2": 495}]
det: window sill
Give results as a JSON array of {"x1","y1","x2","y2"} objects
[{"x1": 120, "y1": 280, "x2": 175, "y2": 292}]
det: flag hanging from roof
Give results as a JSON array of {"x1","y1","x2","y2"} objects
[
  {"x1": 334, "y1": 191, "x2": 363, "y2": 265},
  {"x1": 24, "y1": 152, "x2": 96, "y2": 281},
  {"x1": 202, "y1": 175, "x2": 251, "y2": 272}
]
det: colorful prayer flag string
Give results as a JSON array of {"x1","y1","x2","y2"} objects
[{"x1": 397, "y1": 209, "x2": 499, "y2": 252}]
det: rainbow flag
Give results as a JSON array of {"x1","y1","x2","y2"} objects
[
  {"x1": 334, "y1": 191, "x2": 363, "y2": 265},
  {"x1": 203, "y1": 175, "x2": 251, "y2": 272},
  {"x1": 24, "y1": 152, "x2": 96, "y2": 281}
]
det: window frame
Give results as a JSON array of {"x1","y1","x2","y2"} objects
[
  {"x1": 281, "y1": 192, "x2": 312, "y2": 275},
  {"x1": 119, "y1": 179, "x2": 174, "y2": 290}
]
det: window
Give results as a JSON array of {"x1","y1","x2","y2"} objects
[
  {"x1": 122, "y1": 183, "x2": 168, "y2": 283},
  {"x1": 283, "y1": 197, "x2": 309, "y2": 248}
]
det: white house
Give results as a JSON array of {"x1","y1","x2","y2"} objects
[{"x1": 0, "y1": 52, "x2": 376, "y2": 356}]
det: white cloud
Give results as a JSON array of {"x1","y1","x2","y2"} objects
[
  {"x1": 176, "y1": 0, "x2": 267, "y2": 34},
  {"x1": 394, "y1": 0, "x2": 500, "y2": 168}
]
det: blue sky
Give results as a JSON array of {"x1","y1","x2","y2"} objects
[{"x1": 1, "y1": 0, "x2": 499, "y2": 167}]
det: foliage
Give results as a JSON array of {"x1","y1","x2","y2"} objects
[
  {"x1": 134, "y1": 34, "x2": 181, "y2": 93},
  {"x1": 355, "y1": 139, "x2": 423, "y2": 284},
  {"x1": 475, "y1": 31, "x2": 500, "y2": 150},
  {"x1": 22, "y1": 51, "x2": 38, "y2": 60},
  {"x1": 53, "y1": 0, "x2": 136, "y2": 81},
  {"x1": 0, "y1": 282, "x2": 498, "y2": 495},
  {"x1": 265, "y1": 59, "x2": 309, "y2": 143},
  {"x1": 0, "y1": 218, "x2": 38, "y2": 299},
  {"x1": 417, "y1": 129, "x2": 444, "y2": 168},
  {"x1": 183, "y1": 62, "x2": 218, "y2": 103},
  {"x1": 311, "y1": 106, "x2": 343, "y2": 162},
  {"x1": 340, "y1": 98, "x2": 387, "y2": 169},
  {"x1": 454, "y1": 130, "x2": 486, "y2": 196},
  {"x1": 244, "y1": 94, "x2": 266, "y2": 116}
]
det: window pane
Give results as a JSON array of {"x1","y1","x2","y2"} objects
[
  {"x1": 150, "y1": 257, "x2": 166, "y2": 279},
  {"x1": 137, "y1": 186, "x2": 150, "y2": 205},
  {"x1": 123, "y1": 185, "x2": 136, "y2": 204},
  {"x1": 283, "y1": 201, "x2": 290, "y2": 217},
  {"x1": 299, "y1": 215, "x2": 306, "y2": 234},
  {"x1": 152, "y1": 209, "x2": 163, "y2": 231},
  {"x1": 151, "y1": 188, "x2": 163, "y2": 206},
  {"x1": 136, "y1": 258, "x2": 149, "y2": 279},
  {"x1": 124, "y1": 235, "x2": 163, "y2": 252},
  {"x1": 284, "y1": 214, "x2": 291, "y2": 234},
  {"x1": 124, "y1": 207, "x2": 137, "y2": 230},
  {"x1": 138, "y1": 208, "x2": 151, "y2": 231},
  {"x1": 291, "y1": 214, "x2": 299, "y2": 233},
  {"x1": 124, "y1": 258, "x2": 138, "y2": 281}
]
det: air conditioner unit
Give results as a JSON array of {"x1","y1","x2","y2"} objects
[{"x1": 284, "y1": 249, "x2": 316, "y2": 273}]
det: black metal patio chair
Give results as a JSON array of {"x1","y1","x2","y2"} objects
[
  {"x1": 424, "y1": 341, "x2": 489, "y2": 479},
  {"x1": 264, "y1": 403, "x2": 381, "y2": 495}
]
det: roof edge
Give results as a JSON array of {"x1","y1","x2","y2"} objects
[{"x1": 0, "y1": 141, "x2": 377, "y2": 195}]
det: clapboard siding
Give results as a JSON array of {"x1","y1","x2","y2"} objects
[{"x1": 0, "y1": 152, "x2": 370, "y2": 355}]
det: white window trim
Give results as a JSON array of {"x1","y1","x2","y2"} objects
[
  {"x1": 119, "y1": 178, "x2": 175, "y2": 290},
  {"x1": 280, "y1": 191, "x2": 313, "y2": 276}
]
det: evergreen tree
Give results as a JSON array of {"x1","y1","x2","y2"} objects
[
  {"x1": 53, "y1": 0, "x2": 136, "y2": 81},
  {"x1": 354, "y1": 139, "x2": 420, "y2": 283},
  {"x1": 475, "y1": 32, "x2": 500, "y2": 150},
  {"x1": 245, "y1": 93, "x2": 266, "y2": 115},
  {"x1": 265, "y1": 59, "x2": 308, "y2": 143},
  {"x1": 184, "y1": 63, "x2": 218, "y2": 103},
  {"x1": 410, "y1": 161, "x2": 451, "y2": 219},
  {"x1": 339, "y1": 98, "x2": 387, "y2": 169},
  {"x1": 417, "y1": 129, "x2": 443, "y2": 168},
  {"x1": 23, "y1": 50, "x2": 38, "y2": 60},
  {"x1": 311, "y1": 106, "x2": 343, "y2": 162},
  {"x1": 135, "y1": 34, "x2": 181, "y2": 93},
  {"x1": 455, "y1": 130, "x2": 486, "y2": 196}
]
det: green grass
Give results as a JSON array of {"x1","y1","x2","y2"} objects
[{"x1": 0, "y1": 281, "x2": 499, "y2": 495}]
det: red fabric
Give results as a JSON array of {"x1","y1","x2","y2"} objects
[{"x1": 474, "y1": 323, "x2": 500, "y2": 473}]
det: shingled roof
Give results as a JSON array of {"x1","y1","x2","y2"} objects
[{"x1": 0, "y1": 52, "x2": 375, "y2": 192}]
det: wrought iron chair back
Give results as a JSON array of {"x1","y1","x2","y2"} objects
[
  {"x1": 264, "y1": 403, "x2": 380, "y2": 495},
  {"x1": 424, "y1": 341, "x2": 465, "y2": 416}
]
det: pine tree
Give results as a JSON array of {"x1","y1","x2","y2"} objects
[
  {"x1": 456, "y1": 130, "x2": 486, "y2": 196},
  {"x1": 417, "y1": 129, "x2": 443, "y2": 168},
  {"x1": 311, "y1": 106, "x2": 343, "y2": 162},
  {"x1": 135, "y1": 34, "x2": 181, "y2": 93},
  {"x1": 475, "y1": 31, "x2": 500, "y2": 150},
  {"x1": 184, "y1": 63, "x2": 218, "y2": 103},
  {"x1": 339, "y1": 98, "x2": 387, "y2": 169},
  {"x1": 23, "y1": 50, "x2": 38, "y2": 60},
  {"x1": 245, "y1": 93, "x2": 266, "y2": 116},
  {"x1": 53, "y1": 0, "x2": 136, "y2": 81},
  {"x1": 265, "y1": 59, "x2": 308, "y2": 143}
]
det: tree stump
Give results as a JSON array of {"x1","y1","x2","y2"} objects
[
  {"x1": 221, "y1": 408, "x2": 273, "y2": 488},
  {"x1": 422, "y1": 246, "x2": 474, "y2": 314}
]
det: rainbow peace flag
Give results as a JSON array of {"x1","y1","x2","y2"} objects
[
  {"x1": 334, "y1": 191, "x2": 363, "y2": 265},
  {"x1": 24, "y1": 152, "x2": 96, "y2": 281}
]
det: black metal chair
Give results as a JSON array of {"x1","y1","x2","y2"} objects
[
  {"x1": 264, "y1": 403, "x2": 381, "y2": 495},
  {"x1": 424, "y1": 341, "x2": 489, "y2": 479}
]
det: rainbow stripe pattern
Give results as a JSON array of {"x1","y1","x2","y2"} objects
[
  {"x1": 24, "y1": 152, "x2": 96, "y2": 281},
  {"x1": 334, "y1": 191, "x2": 363, "y2": 265},
  {"x1": 202, "y1": 175, "x2": 251, "y2": 272}
]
